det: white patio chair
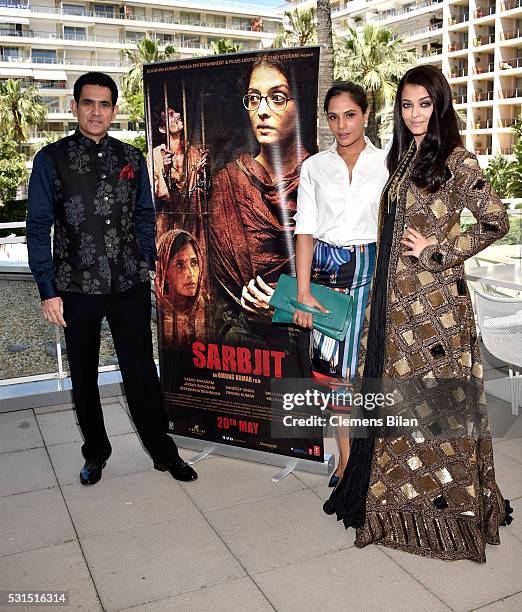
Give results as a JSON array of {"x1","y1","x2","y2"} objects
[{"x1": 474, "y1": 288, "x2": 522, "y2": 416}]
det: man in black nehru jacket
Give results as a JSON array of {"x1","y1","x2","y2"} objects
[{"x1": 27, "y1": 72, "x2": 197, "y2": 486}]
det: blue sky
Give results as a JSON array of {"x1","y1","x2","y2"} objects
[{"x1": 226, "y1": 0, "x2": 285, "y2": 6}]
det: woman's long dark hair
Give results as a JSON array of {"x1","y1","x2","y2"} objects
[{"x1": 387, "y1": 65, "x2": 463, "y2": 193}]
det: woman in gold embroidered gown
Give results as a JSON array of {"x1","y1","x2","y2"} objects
[{"x1": 324, "y1": 65, "x2": 513, "y2": 562}]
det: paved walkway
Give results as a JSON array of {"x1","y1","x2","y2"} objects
[{"x1": 1, "y1": 389, "x2": 521, "y2": 611}]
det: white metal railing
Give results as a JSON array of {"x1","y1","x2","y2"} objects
[
  {"x1": 404, "y1": 22, "x2": 443, "y2": 40},
  {"x1": 1, "y1": 56, "x2": 131, "y2": 68},
  {"x1": 0, "y1": 221, "x2": 26, "y2": 246},
  {"x1": 0, "y1": 219, "x2": 161, "y2": 387},
  {"x1": 375, "y1": 0, "x2": 442, "y2": 22},
  {"x1": 28, "y1": 4, "x2": 273, "y2": 31},
  {"x1": 501, "y1": 56, "x2": 522, "y2": 69},
  {"x1": 0, "y1": 0, "x2": 29, "y2": 6},
  {"x1": 474, "y1": 6, "x2": 496, "y2": 18}
]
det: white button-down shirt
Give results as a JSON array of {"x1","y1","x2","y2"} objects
[{"x1": 294, "y1": 138, "x2": 389, "y2": 247}]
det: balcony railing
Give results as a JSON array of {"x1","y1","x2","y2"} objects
[
  {"x1": 448, "y1": 13, "x2": 469, "y2": 25},
  {"x1": 474, "y1": 34, "x2": 496, "y2": 45},
  {"x1": 36, "y1": 81, "x2": 68, "y2": 89},
  {"x1": 448, "y1": 41, "x2": 467, "y2": 51},
  {"x1": 501, "y1": 29, "x2": 522, "y2": 41},
  {"x1": 500, "y1": 57, "x2": 522, "y2": 68},
  {"x1": 6, "y1": 56, "x2": 130, "y2": 68},
  {"x1": 375, "y1": 0, "x2": 442, "y2": 21},
  {"x1": 29, "y1": 5, "x2": 269, "y2": 33},
  {"x1": 502, "y1": 0, "x2": 522, "y2": 11},
  {"x1": 474, "y1": 90, "x2": 495, "y2": 101},
  {"x1": 419, "y1": 47, "x2": 443, "y2": 57},
  {"x1": 0, "y1": 0, "x2": 29, "y2": 6},
  {"x1": 178, "y1": 42, "x2": 211, "y2": 49},
  {"x1": 474, "y1": 6, "x2": 496, "y2": 18},
  {"x1": 13, "y1": 79, "x2": 68, "y2": 89},
  {"x1": 471, "y1": 119, "x2": 494, "y2": 129},
  {"x1": 499, "y1": 117, "x2": 519, "y2": 127},
  {"x1": 453, "y1": 94, "x2": 468, "y2": 104},
  {"x1": 0, "y1": 28, "x2": 227, "y2": 47},
  {"x1": 28, "y1": 131, "x2": 68, "y2": 139},
  {"x1": 449, "y1": 68, "x2": 467, "y2": 78},
  {"x1": 405, "y1": 23, "x2": 443, "y2": 39},
  {"x1": 502, "y1": 88, "x2": 522, "y2": 98},
  {"x1": 473, "y1": 147, "x2": 493, "y2": 154},
  {"x1": 0, "y1": 29, "x2": 26, "y2": 37},
  {"x1": 499, "y1": 147, "x2": 514, "y2": 154},
  {"x1": 474, "y1": 62, "x2": 495, "y2": 74}
]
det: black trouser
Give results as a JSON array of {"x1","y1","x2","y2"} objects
[{"x1": 61, "y1": 282, "x2": 178, "y2": 465}]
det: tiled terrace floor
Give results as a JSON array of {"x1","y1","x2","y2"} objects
[{"x1": 1, "y1": 375, "x2": 521, "y2": 611}]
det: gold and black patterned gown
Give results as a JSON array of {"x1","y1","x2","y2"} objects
[{"x1": 353, "y1": 145, "x2": 511, "y2": 563}]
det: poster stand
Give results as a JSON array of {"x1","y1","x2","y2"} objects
[{"x1": 175, "y1": 435, "x2": 334, "y2": 481}]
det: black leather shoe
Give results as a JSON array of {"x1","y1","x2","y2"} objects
[
  {"x1": 154, "y1": 456, "x2": 198, "y2": 482},
  {"x1": 79, "y1": 458, "x2": 106, "y2": 486}
]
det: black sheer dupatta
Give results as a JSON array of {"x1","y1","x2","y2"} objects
[{"x1": 324, "y1": 142, "x2": 418, "y2": 528}]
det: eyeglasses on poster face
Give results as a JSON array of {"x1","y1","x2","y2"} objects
[{"x1": 242, "y1": 92, "x2": 294, "y2": 112}]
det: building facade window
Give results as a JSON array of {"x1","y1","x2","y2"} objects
[
  {"x1": 31, "y1": 49, "x2": 56, "y2": 63},
  {"x1": 0, "y1": 46, "x2": 21, "y2": 60},
  {"x1": 63, "y1": 4, "x2": 86, "y2": 17},
  {"x1": 63, "y1": 26, "x2": 87, "y2": 41},
  {"x1": 94, "y1": 4, "x2": 114, "y2": 19}
]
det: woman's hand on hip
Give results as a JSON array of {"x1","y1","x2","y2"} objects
[{"x1": 401, "y1": 227, "x2": 438, "y2": 258}]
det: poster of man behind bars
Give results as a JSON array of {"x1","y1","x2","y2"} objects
[{"x1": 144, "y1": 48, "x2": 323, "y2": 460}]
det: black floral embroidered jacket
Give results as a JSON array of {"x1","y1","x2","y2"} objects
[{"x1": 27, "y1": 129, "x2": 156, "y2": 299}]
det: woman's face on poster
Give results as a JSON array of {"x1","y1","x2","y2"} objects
[
  {"x1": 167, "y1": 242, "x2": 200, "y2": 298},
  {"x1": 245, "y1": 65, "x2": 296, "y2": 147}
]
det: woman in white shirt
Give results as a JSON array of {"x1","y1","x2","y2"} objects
[{"x1": 294, "y1": 82, "x2": 389, "y2": 486}]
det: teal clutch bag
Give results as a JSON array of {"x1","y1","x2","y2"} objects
[{"x1": 269, "y1": 274, "x2": 353, "y2": 341}]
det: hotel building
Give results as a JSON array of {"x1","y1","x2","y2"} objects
[
  {"x1": 290, "y1": 0, "x2": 522, "y2": 161},
  {"x1": 2, "y1": 0, "x2": 522, "y2": 162},
  {"x1": 0, "y1": 0, "x2": 281, "y2": 157}
]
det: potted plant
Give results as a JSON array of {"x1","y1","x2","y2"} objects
[{"x1": 448, "y1": 42, "x2": 457, "y2": 51}]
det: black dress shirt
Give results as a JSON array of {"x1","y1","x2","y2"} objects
[{"x1": 27, "y1": 128, "x2": 156, "y2": 300}]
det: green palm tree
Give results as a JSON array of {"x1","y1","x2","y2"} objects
[
  {"x1": 272, "y1": 8, "x2": 317, "y2": 48},
  {"x1": 122, "y1": 38, "x2": 178, "y2": 98},
  {"x1": 0, "y1": 79, "x2": 46, "y2": 143},
  {"x1": 335, "y1": 24, "x2": 416, "y2": 146},
  {"x1": 316, "y1": 1, "x2": 334, "y2": 150},
  {"x1": 211, "y1": 39, "x2": 243, "y2": 55},
  {"x1": 485, "y1": 154, "x2": 514, "y2": 198}
]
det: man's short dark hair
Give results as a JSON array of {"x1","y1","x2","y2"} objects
[{"x1": 73, "y1": 72, "x2": 118, "y2": 106}]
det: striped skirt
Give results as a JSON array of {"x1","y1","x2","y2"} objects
[{"x1": 310, "y1": 240, "x2": 376, "y2": 381}]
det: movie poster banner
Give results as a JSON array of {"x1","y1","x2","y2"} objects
[{"x1": 144, "y1": 47, "x2": 324, "y2": 463}]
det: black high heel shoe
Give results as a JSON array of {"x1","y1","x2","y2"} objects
[
  {"x1": 323, "y1": 498, "x2": 336, "y2": 515},
  {"x1": 328, "y1": 473, "x2": 340, "y2": 488}
]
